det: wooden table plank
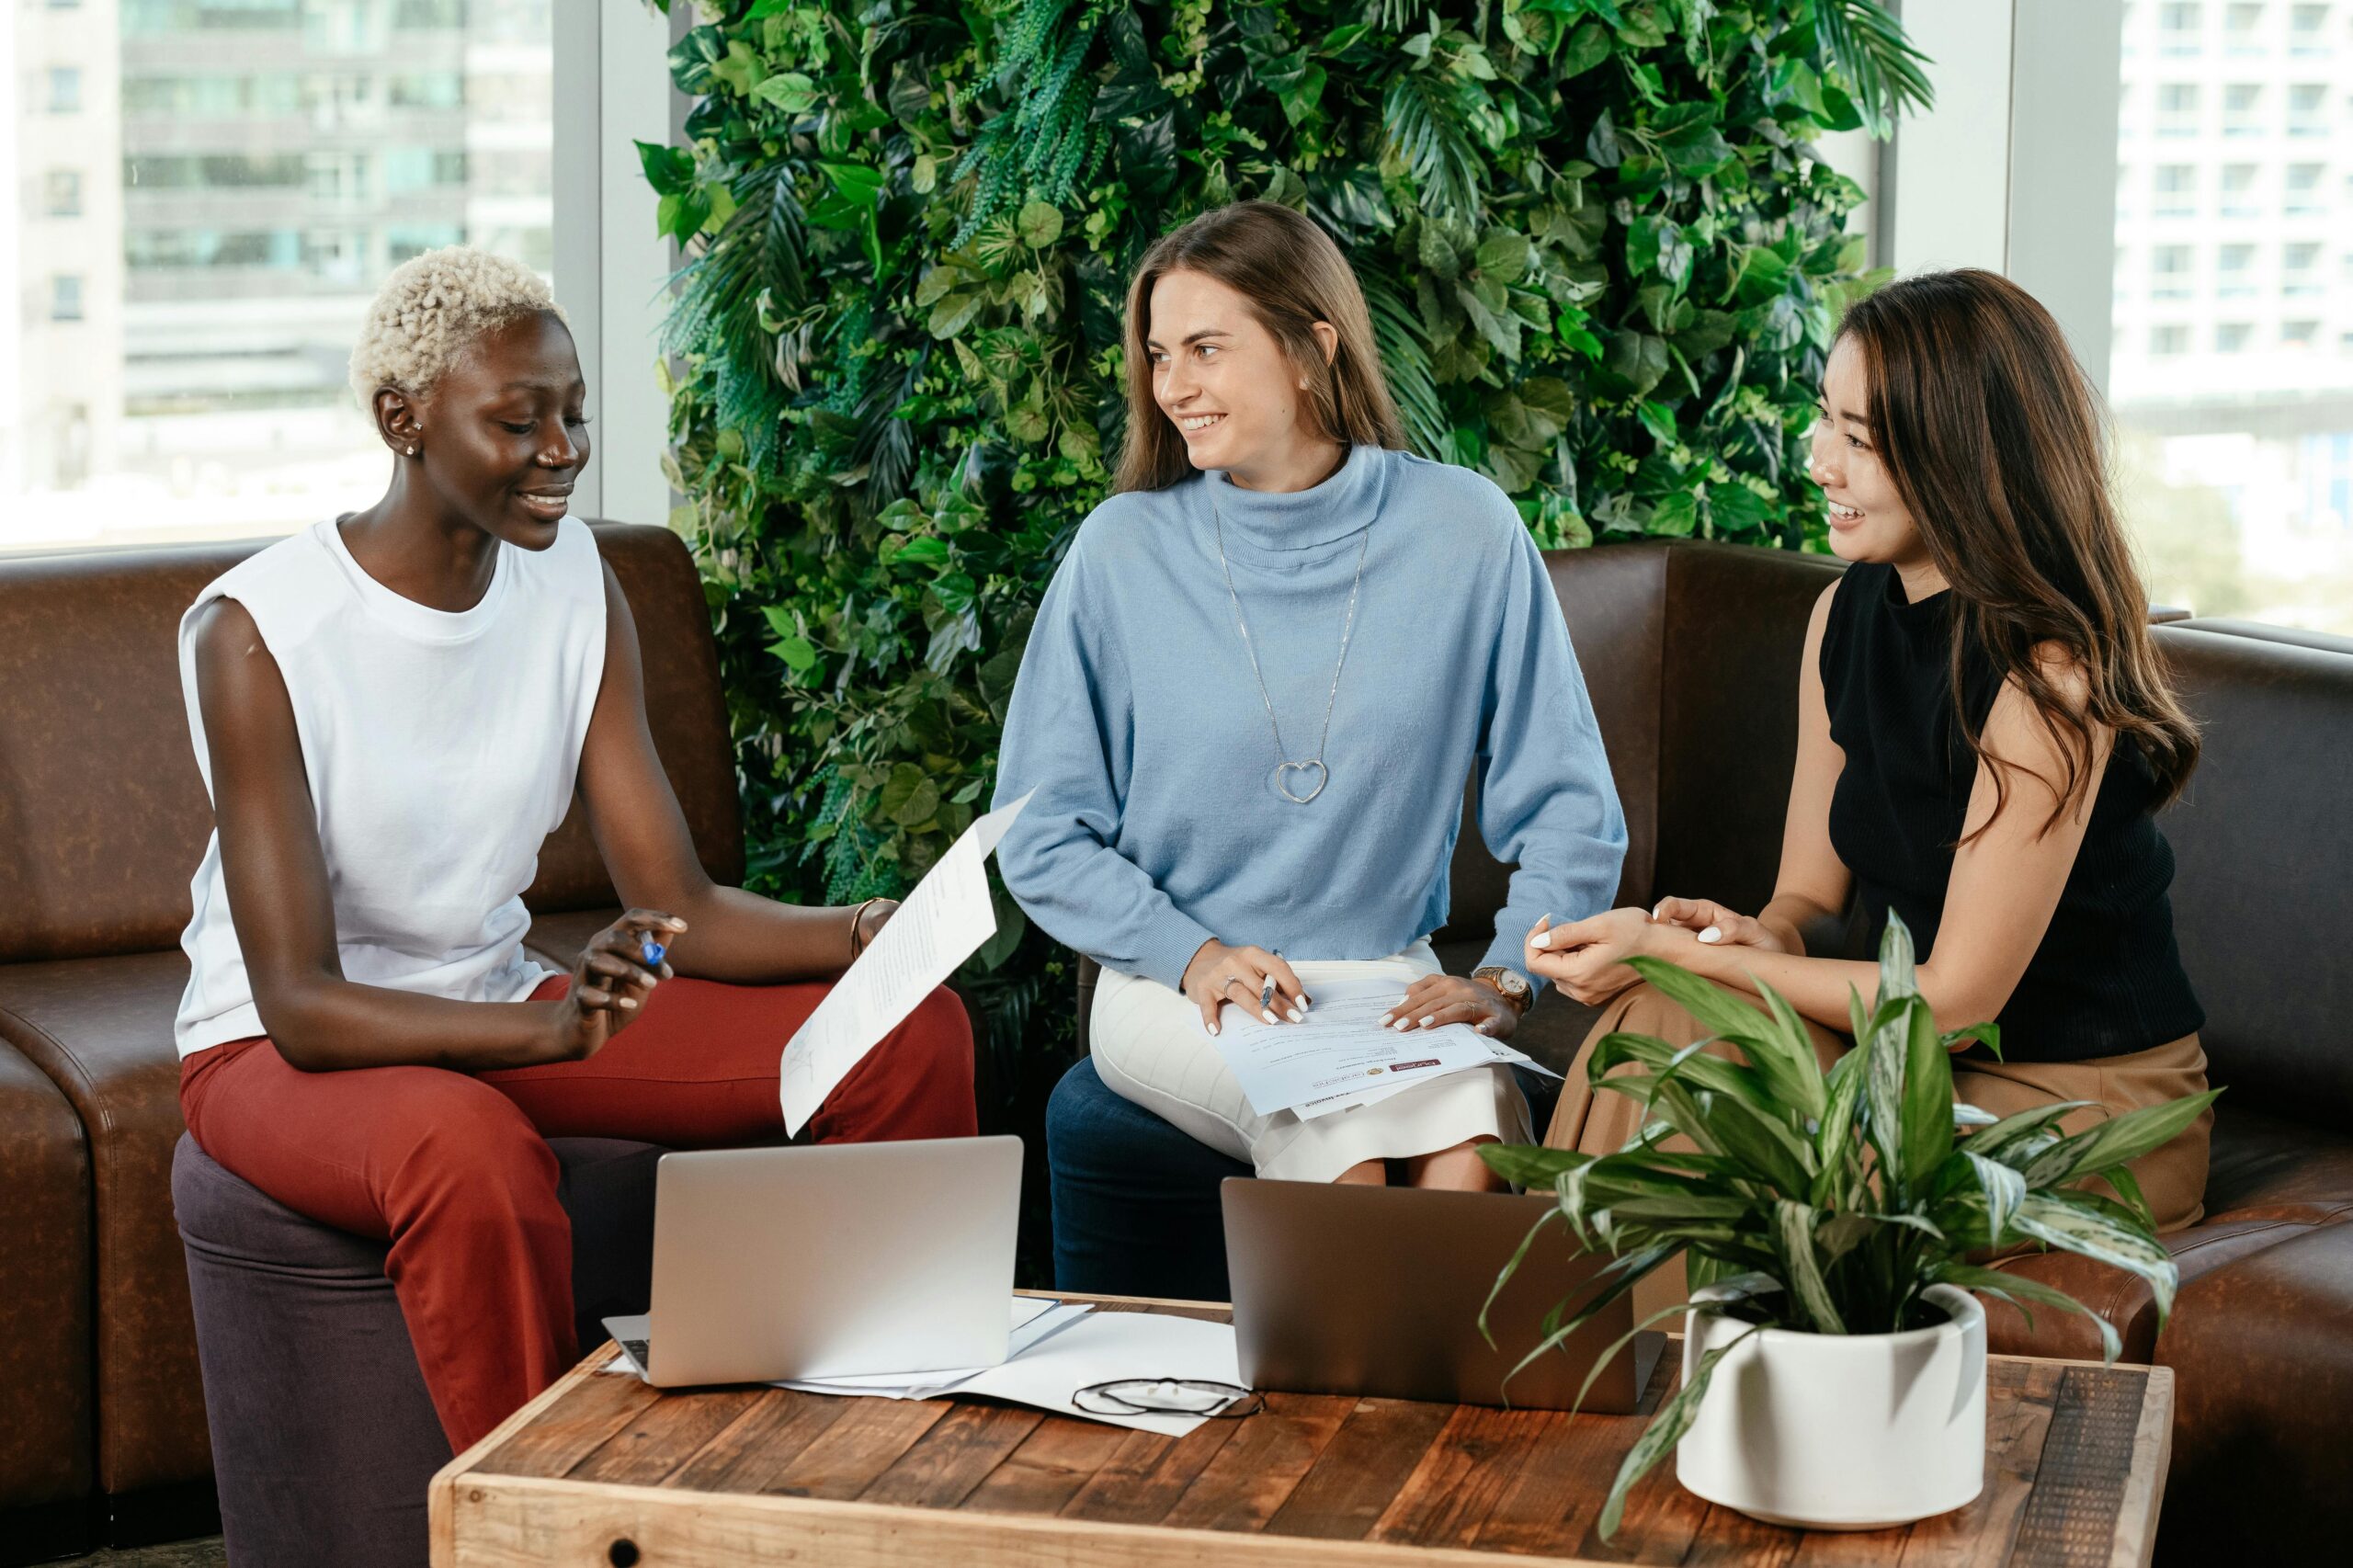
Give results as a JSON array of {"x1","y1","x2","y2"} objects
[
  {"x1": 1896, "y1": 1359, "x2": 2065, "y2": 1568},
  {"x1": 2006, "y1": 1367, "x2": 2150, "y2": 1568},
  {"x1": 756, "y1": 1394, "x2": 950, "y2": 1500},
  {"x1": 1263, "y1": 1397, "x2": 1457, "y2": 1541},
  {"x1": 660, "y1": 1391, "x2": 850, "y2": 1494},
  {"x1": 473, "y1": 1364, "x2": 662, "y2": 1480},
  {"x1": 567, "y1": 1386, "x2": 769, "y2": 1486},
  {"x1": 1158, "y1": 1392, "x2": 1354, "y2": 1533},
  {"x1": 960, "y1": 1416, "x2": 1139, "y2": 1516},
  {"x1": 1057, "y1": 1423, "x2": 1240, "y2": 1526},
  {"x1": 861, "y1": 1403, "x2": 1047, "y2": 1508},
  {"x1": 1682, "y1": 1503, "x2": 1807, "y2": 1566},
  {"x1": 1368, "y1": 1405, "x2": 1564, "y2": 1550}
]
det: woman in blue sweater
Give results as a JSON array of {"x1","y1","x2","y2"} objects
[{"x1": 994, "y1": 202, "x2": 1627, "y2": 1188}]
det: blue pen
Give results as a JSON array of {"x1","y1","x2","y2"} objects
[{"x1": 640, "y1": 937, "x2": 666, "y2": 969}]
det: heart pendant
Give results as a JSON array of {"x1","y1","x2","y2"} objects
[{"x1": 1276, "y1": 760, "x2": 1328, "y2": 804}]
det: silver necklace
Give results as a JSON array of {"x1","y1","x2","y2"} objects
[{"x1": 1211, "y1": 496, "x2": 1370, "y2": 805}]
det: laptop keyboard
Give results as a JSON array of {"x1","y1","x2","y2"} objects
[{"x1": 620, "y1": 1337, "x2": 651, "y2": 1372}]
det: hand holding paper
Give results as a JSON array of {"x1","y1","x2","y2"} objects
[{"x1": 779, "y1": 791, "x2": 1031, "y2": 1136}]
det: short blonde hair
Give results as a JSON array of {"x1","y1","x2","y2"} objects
[{"x1": 347, "y1": 245, "x2": 565, "y2": 415}]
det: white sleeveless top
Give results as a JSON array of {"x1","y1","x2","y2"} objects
[{"x1": 174, "y1": 517, "x2": 608, "y2": 1057}]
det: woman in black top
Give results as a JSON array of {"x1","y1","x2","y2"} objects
[{"x1": 1529, "y1": 268, "x2": 2211, "y2": 1230}]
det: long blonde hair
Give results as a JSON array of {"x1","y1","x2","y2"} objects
[{"x1": 1113, "y1": 201, "x2": 1405, "y2": 493}]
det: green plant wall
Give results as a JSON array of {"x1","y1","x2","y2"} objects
[{"x1": 643, "y1": 0, "x2": 1926, "y2": 1068}]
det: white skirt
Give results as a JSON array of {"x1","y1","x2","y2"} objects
[{"x1": 1089, "y1": 939, "x2": 1531, "y2": 1183}]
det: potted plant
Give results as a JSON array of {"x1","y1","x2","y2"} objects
[{"x1": 1481, "y1": 913, "x2": 2218, "y2": 1536}]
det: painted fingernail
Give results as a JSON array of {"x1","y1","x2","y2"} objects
[
  {"x1": 1699, "y1": 926, "x2": 1723, "y2": 944},
  {"x1": 1208, "y1": 1022, "x2": 1220, "y2": 1036},
  {"x1": 1263, "y1": 1009, "x2": 1277, "y2": 1024},
  {"x1": 1288, "y1": 1009, "x2": 1303, "y2": 1023},
  {"x1": 1419, "y1": 1015, "x2": 1436, "y2": 1028},
  {"x1": 1531, "y1": 933, "x2": 1552, "y2": 949},
  {"x1": 1392, "y1": 1019, "x2": 1410, "y2": 1032},
  {"x1": 620, "y1": 997, "x2": 638, "y2": 1009}
]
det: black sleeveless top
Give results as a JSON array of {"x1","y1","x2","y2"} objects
[{"x1": 1820, "y1": 563, "x2": 2202, "y2": 1063}]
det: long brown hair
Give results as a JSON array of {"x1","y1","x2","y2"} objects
[
  {"x1": 1113, "y1": 201, "x2": 1406, "y2": 493},
  {"x1": 1836, "y1": 268, "x2": 2199, "y2": 835}
]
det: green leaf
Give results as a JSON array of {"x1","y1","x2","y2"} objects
[
  {"x1": 633, "y1": 140, "x2": 695, "y2": 197},
  {"x1": 2010, "y1": 1191, "x2": 2181, "y2": 1323},
  {"x1": 1558, "y1": 21, "x2": 1613, "y2": 78},
  {"x1": 1875, "y1": 909, "x2": 1920, "y2": 1001},
  {"x1": 1016, "y1": 200, "x2": 1063, "y2": 248},
  {"x1": 1899, "y1": 996, "x2": 1955, "y2": 1201},
  {"x1": 1775, "y1": 1201, "x2": 1847, "y2": 1334},
  {"x1": 1932, "y1": 1263, "x2": 2121, "y2": 1364},
  {"x1": 1475, "y1": 231, "x2": 1532, "y2": 281},
  {"x1": 2029, "y1": 1091, "x2": 2222, "y2": 1190}
]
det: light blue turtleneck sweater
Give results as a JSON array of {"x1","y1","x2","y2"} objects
[{"x1": 992, "y1": 443, "x2": 1626, "y2": 995}]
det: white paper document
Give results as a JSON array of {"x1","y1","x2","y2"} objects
[
  {"x1": 1211, "y1": 973, "x2": 1556, "y2": 1119},
  {"x1": 779, "y1": 790, "x2": 1031, "y2": 1135},
  {"x1": 600, "y1": 1301, "x2": 1244, "y2": 1437},
  {"x1": 951, "y1": 1309, "x2": 1243, "y2": 1437}
]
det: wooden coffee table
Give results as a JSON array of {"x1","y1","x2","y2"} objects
[{"x1": 430, "y1": 1294, "x2": 2171, "y2": 1566}]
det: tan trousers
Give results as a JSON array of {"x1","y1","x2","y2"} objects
[{"x1": 1544, "y1": 981, "x2": 2214, "y2": 1232}]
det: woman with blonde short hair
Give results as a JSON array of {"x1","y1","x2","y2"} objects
[
  {"x1": 995, "y1": 202, "x2": 1629, "y2": 1188},
  {"x1": 173, "y1": 246, "x2": 975, "y2": 1454}
]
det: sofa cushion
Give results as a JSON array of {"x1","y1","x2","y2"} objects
[
  {"x1": 2200, "y1": 1103, "x2": 2353, "y2": 1226},
  {"x1": 0, "y1": 522, "x2": 740, "y2": 967},
  {"x1": 2155, "y1": 1221, "x2": 2353, "y2": 1563},
  {"x1": 0, "y1": 1042, "x2": 94, "y2": 1512},
  {"x1": 2153, "y1": 625, "x2": 2353, "y2": 1129},
  {"x1": 0, "y1": 949, "x2": 206, "y2": 1495}
]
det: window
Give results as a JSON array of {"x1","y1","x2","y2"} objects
[
  {"x1": 2217, "y1": 242, "x2": 2257, "y2": 293},
  {"x1": 2285, "y1": 162, "x2": 2325, "y2": 211},
  {"x1": 2290, "y1": 4, "x2": 2329, "y2": 49},
  {"x1": 2223, "y1": 83, "x2": 2263, "y2": 134},
  {"x1": 2154, "y1": 163, "x2": 2198, "y2": 214},
  {"x1": 2221, "y1": 163, "x2": 2260, "y2": 213},
  {"x1": 2153, "y1": 324, "x2": 2192, "y2": 354},
  {"x1": 2288, "y1": 83, "x2": 2328, "y2": 134},
  {"x1": 2159, "y1": 82, "x2": 2201, "y2": 133},
  {"x1": 2226, "y1": 1, "x2": 2266, "y2": 40},
  {"x1": 2283, "y1": 240, "x2": 2323, "y2": 290},
  {"x1": 2152, "y1": 243, "x2": 2196, "y2": 295},
  {"x1": 2165, "y1": 1, "x2": 2208, "y2": 41},
  {"x1": 2281, "y1": 319, "x2": 2319, "y2": 347},
  {"x1": 2215, "y1": 322, "x2": 2255, "y2": 351},
  {"x1": 6, "y1": 0, "x2": 559, "y2": 548}
]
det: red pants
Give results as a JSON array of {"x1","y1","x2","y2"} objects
[{"x1": 178, "y1": 973, "x2": 975, "y2": 1452}]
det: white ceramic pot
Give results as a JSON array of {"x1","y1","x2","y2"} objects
[{"x1": 1675, "y1": 1281, "x2": 1986, "y2": 1531}]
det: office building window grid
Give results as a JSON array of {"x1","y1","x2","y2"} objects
[
  {"x1": 2117, "y1": 0, "x2": 2353, "y2": 632},
  {"x1": 4, "y1": 0, "x2": 556, "y2": 551}
]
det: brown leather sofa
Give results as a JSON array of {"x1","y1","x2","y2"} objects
[{"x1": 0, "y1": 522, "x2": 738, "y2": 1557}]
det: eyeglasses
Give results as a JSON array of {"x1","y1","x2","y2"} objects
[{"x1": 1073, "y1": 1378, "x2": 1264, "y2": 1419}]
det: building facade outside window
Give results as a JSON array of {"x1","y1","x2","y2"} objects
[
  {"x1": 5, "y1": 0, "x2": 556, "y2": 550},
  {"x1": 2112, "y1": 0, "x2": 2353, "y2": 633}
]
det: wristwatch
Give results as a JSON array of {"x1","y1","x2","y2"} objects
[{"x1": 1471, "y1": 965, "x2": 1532, "y2": 1018}]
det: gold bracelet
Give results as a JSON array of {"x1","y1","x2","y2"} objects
[{"x1": 847, "y1": 896, "x2": 890, "y2": 962}]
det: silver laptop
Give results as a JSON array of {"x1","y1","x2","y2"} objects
[
  {"x1": 1222, "y1": 1179, "x2": 1663, "y2": 1413},
  {"x1": 605, "y1": 1136, "x2": 1021, "y2": 1388}
]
